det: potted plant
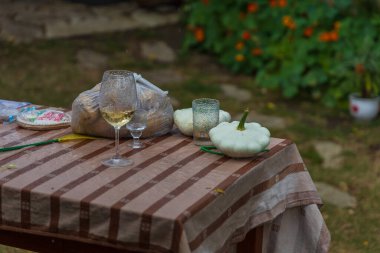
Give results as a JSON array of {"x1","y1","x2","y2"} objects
[
  {"x1": 349, "y1": 76, "x2": 380, "y2": 121},
  {"x1": 348, "y1": 37, "x2": 380, "y2": 121},
  {"x1": 346, "y1": 1, "x2": 380, "y2": 121}
]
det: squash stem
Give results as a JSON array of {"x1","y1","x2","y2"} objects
[{"x1": 237, "y1": 109, "x2": 249, "y2": 131}]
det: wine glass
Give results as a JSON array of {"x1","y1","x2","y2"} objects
[
  {"x1": 127, "y1": 109, "x2": 147, "y2": 149},
  {"x1": 99, "y1": 70, "x2": 138, "y2": 167}
]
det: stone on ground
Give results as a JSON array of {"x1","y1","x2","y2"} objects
[
  {"x1": 142, "y1": 69, "x2": 185, "y2": 85},
  {"x1": 141, "y1": 41, "x2": 176, "y2": 63},
  {"x1": 313, "y1": 141, "x2": 343, "y2": 169},
  {"x1": 0, "y1": 0, "x2": 179, "y2": 42},
  {"x1": 315, "y1": 182, "x2": 357, "y2": 208},
  {"x1": 221, "y1": 84, "x2": 252, "y2": 102}
]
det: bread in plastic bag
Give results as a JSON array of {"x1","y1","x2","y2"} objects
[{"x1": 71, "y1": 73, "x2": 173, "y2": 138}]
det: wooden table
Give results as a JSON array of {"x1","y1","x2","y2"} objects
[
  {"x1": 0, "y1": 226, "x2": 262, "y2": 252},
  {"x1": 0, "y1": 117, "x2": 329, "y2": 253}
]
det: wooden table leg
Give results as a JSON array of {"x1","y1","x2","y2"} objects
[{"x1": 236, "y1": 225, "x2": 263, "y2": 253}]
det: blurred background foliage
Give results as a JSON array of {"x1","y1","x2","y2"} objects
[{"x1": 183, "y1": 0, "x2": 380, "y2": 107}]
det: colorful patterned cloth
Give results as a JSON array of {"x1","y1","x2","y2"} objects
[{"x1": 0, "y1": 110, "x2": 330, "y2": 253}]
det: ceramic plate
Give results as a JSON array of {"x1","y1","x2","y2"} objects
[{"x1": 17, "y1": 109, "x2": 71, "y2": 130}]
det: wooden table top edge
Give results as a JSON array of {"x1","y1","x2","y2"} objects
[{"x1": 0, "y1": 225, "x2": 139, "y2": 253}]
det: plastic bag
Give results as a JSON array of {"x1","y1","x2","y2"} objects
[
  {"x1": 0, "y1": 100, "x2": 34, "y2": 124},
  {"x1": 0, "y1": 105, "x2": 18, "y2": 123},
  {"x1": 71, "y1": 73, "x2": 174, "y2": 138}
]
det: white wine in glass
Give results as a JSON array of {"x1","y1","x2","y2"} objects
[
  {"x1": 101, "y1": 109, "x2": 135, "y2": 128},
  {"x1": 99, "y1": 70, "x2": 138, "y2": 167}
]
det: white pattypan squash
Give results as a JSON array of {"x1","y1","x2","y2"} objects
[
  {"x1": 173, "y1": 108, "x2": 231, "y2": 136},
  {"x1": 209, "y1": 110, "x2": 270, "y2": 158}
]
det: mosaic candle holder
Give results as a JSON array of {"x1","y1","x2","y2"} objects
[{"x1": 192, "y1": 98, "x2": 220, "y2": 146}]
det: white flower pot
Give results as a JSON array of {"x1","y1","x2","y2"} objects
[{"x1": 349, "y1": 93, "x2": 380, "y2": 121}]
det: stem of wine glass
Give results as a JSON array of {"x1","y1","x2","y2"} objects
[
  {"x1": 133, "y1": 136, "x2": 140, "y2": 147},
  {"x1": 114, "y1": 126, "x2": 121, "y2": 159}
]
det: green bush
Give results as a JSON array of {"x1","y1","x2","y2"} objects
[{"x1": 183, "y1": 0, "x2": 380, "y2": 107}]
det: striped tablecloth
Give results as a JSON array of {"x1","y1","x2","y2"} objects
[{"x1": 0, "y1": 116, "x2": 330, "y2": 253}]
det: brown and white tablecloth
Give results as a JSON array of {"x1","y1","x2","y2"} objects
[{"x1": 0, "y1": 115, "x2": 330, "y2": 253}]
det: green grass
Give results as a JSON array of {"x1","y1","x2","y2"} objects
[
  {"x1": 0, "y1": 246, "x2": 33, "y2": 253},
  {"x1": 1, "y1": 26, "x2": 379, "y2": 252}
]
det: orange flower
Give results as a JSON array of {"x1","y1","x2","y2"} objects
[
  {"x1": 334, "y1": 21, "x2": 341, "y2": 30},
  {"x1": 319, "y1": 30, "x2": 339, "y2": 42},
  {"x1": 201, "y1": 0, "x2": 209, "y2": 4},
  {"x1": 303, "y1": 27, "x2": 313, "y2": 37},
  {"x1": 194, "y1": 27, "x2": 205, "y2": 42},
  {"x1": 269, "y1": 0, "x2": 277, "y2": 7},
  {"x1": 252, "y1": 47, "x2": 263, "y2": 56},
  {"x1": 235, "y1": 54, "x2": 245, "y2": 62},
  {"x1": 282, "y1": 16, "x2": 292, "y2": 26},
  {"x1": 329, "y1": 31, "x2": 339, "y2": 41},
  {"x1": 355, "y1": 64, "x2": 365, "y2": 74},
  {"x1": 242, "y1": 31, "x2": 251, "y2": 40},
  {"x1": 235, "y1": 42, "x2": 245, "y2": 50},
  {"x1": 319, "y1": 32, "x2": 330, "y2": 42},
  {"x1": 288, "y1": 21, "x2": 296, "y2": 29},
  {"x1": 278, "y1": 0, "x2": 287, "y2": 7},
  {"x1": 247, "y1": 3, "x2": 259, "y2": 13},
  {"x1": 282, "y1": 16, "x2": 296, "y2": 29}
]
